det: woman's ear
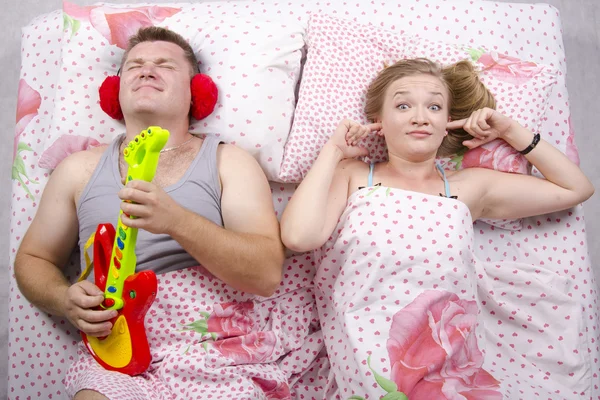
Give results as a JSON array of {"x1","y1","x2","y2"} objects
[{"x1": 375, "y1": 117, "x2": 384, "y2": 136}]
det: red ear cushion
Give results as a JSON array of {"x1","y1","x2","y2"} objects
[
  {"x1": 190, "y1": 74, "x2": 218, "y2": 120},
  {"x1": 99, "y1": 73, "x2": 218, "y2": 121},
  {"x1": 98, "y1": 75, "x2": 123, "y2": 120}
]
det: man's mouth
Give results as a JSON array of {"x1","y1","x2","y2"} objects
[{"x1": 134, "y1": 85, "x2": 162, "y2": 92}]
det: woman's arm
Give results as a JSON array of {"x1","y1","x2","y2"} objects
[
  {"x1": 448, "y1": 108, "x2": 594, "y2": 220},
  {"x1": 280, "y1": 120, "x2": 381, "y2": 252}
]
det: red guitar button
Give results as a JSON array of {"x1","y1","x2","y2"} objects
[{"x1": 103, "y1": 298, "x2": 115, "y2": 308}]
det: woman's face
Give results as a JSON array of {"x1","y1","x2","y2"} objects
[{"x1": 378, "y1": 73, "x2": 450, "y2": 160}]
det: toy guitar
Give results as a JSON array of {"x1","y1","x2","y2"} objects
[{"x1": 81, "y1": 127, "x2": 169, "y2": 376}]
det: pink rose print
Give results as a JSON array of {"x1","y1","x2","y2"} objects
[
  {"x1": 410, "y1": 369, "x2": 502, "y2": 400},
  {"x1": 252, "y1": 377, "x2": 291, "y2": 399},
  {"x1": 211, "y1": 331, "x2": 277, "y2": 364},
  {"x1": 383, "y1": 290, "x2": 501, "y2": 399},
  {"x1": 13, "y1": 79, "x2": 41, "y2": 200},
  {"x1": 63, "y1": 1, "x2": 96, "y2": 20},
  {"x1": 63, "y1": 1, "x2": 181, "y2": 49},
  {"x1": 207, "y1": 301, "x2": 256, "y2": 339},
  {"x1": 462, "y1": 139, "x2": 529, "y2": 174},
  {"x1": 477, "y1": 51, "x2": 543, "y2": 85},
  {"x1": 565, "y1": 117, "x2": 580, "y2": 166},
  {"x1": 14, "y1": 79, "x2": 41, "y2": 161},
  {"x1": 38, "y1": 135, "x2": 102, "y2": 170},
  {"x1": 181, "y1": 301, "x2": 256, "y2": 340}
]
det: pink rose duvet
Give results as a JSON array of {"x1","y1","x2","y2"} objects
[{"x1": 314, "y1": 187, "x2": 587, "y2": 399}]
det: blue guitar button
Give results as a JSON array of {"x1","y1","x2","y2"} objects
[
  {"x1": 107, "y1": 286, "x2": 117, "y2": 293},
  {"x1": 117, "y1": 237, "x2": 125, "y2": 250}
]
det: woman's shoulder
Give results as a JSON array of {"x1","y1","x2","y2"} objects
[
  {"x1": 445, "y1": 165, "x2": 499, "y2": 182},
  {"x1": 337, "y1": 158, "x2": 370, "y2": 172},
  {"x1": 338, "y1": 159, "x2": 373, "y2": 193},
  {"x1": 336, "y1": 159, "x2": 371, "y2": 182}
]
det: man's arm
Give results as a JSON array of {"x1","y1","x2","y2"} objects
[
  {"x1": 14, "y1": 151, "x2": 117, "y2": 337},
  {"x1": 120, "y1": 144, "x2": 285, "y2": 297}
]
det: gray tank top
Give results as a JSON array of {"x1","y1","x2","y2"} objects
[{"x1": 77, "y1": 134, "x2": 223, "y2": 276}]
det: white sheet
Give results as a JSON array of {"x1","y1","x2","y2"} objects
[{"x1": 8, "y1": 1, "x2": 599, "y2": 399}]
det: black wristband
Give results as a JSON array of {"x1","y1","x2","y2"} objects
[{"x1": 519, "y1": 133, "x2": 541, "y2": 155}]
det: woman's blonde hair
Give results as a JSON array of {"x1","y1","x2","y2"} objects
[{"x1": 364, "y1": 58, "x2": 496, "y2": 157}]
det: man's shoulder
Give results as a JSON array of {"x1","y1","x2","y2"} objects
[
  {"x1": 52, "y1": 145, "x2": 110, "y2": 186},
  {"x1": 216, "y1": 142, "x2": 246, "y2": 156},
  {"x1": 216, "y1": 143, "x2": 257, "y2": 169},
  {"x1": 57, "y1": 145, "x2": 108, "y2": 170},
  {"x1": 215, "y1": 143, "x2": 270, "y2": 188}
]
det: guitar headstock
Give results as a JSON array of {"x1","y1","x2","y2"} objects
[{"x1": 123, "y1": 126, "x2": 170, "y2": 183}]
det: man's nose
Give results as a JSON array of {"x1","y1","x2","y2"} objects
[{"x1": 139, "y1": 63, "x2": 156, "y2": 79}]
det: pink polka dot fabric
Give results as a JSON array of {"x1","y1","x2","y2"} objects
[
  {"x1": 315, "y1": 188, "x2": 589, "y2": 399},
  {"x1": 63, "y1": 266, "x2": 321, "y2": 399},
  {"x1": 8, "y1": 1, "x2": 598, "y2": 399},
  {"x1": 279, "y1": 13, "x2": 559, "y2": 184}
]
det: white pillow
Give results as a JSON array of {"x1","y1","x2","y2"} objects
[{"x1": 38, "y1": 1, "x2": 305, "y2": 182}]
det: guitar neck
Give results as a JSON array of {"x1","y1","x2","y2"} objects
[{"x1": 103, "y1": 127, "x2": 170, "y2": 309}]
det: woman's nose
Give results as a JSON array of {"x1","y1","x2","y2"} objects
[{"x1": 411, "y1": 107, "x2": 429, "y2": 125}]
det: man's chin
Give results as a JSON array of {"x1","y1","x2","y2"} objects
[{"x1": 128, "y1": 103, "x2": 162, "y2": 116}]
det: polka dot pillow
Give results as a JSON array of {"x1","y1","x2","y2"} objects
[
  {"x1": 280, "y1": 13, "x2": 559, "y2": 183},
  {"x1": 38, "y1": 1, "x2": 305, "y2": 182}
]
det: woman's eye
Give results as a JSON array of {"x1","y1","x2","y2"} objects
[
  {"x1": 430, "y1": 104, "x2": 442, "y2": 111},
  {"x1": 397, "y1": 104, "x2": 409, "y2": 110}
]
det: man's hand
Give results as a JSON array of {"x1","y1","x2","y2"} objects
[
  {"x1": 118, "y1": 180, "x2": 183, "y2": 235},
  {"x1": 61, "y1": 281, "x2": 117, "y2": 337}
]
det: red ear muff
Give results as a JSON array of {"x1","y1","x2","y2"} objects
[
  {"x1": 98, "y1": 73, "x2": 218, "y2": 121},
  {"x1": 190, "y1": 74, "x2": 218, "y2": 120},
  {"x1": 99, "y1": 75, "x2": 123, "y2": 120}
]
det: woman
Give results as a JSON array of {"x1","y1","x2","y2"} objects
[{"x1": 280, "y1": 59, "x2": 594, "y2": 399}]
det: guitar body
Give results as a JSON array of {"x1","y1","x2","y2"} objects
[
  {"x1": 81, "y1": 224, "x2": 157, "y2": 376},
  {"x1": 80, "y1": 127, "x2": 169, "y2": 376}
]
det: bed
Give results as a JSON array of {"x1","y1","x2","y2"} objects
[{"x1": 8, "y1": 0, "x2": 599, "y2": 399}]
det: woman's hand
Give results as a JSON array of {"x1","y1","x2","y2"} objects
[
  {"x1": 327, "y1": 119, "x2": 382, "y2": 159},
  {"x1": 446, "y1": 107, "x2": 517, "y2": 149}
]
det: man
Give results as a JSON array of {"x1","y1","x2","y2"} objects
[{"x1": 14, "y1": 27, "x2": 286, "y2": 399}]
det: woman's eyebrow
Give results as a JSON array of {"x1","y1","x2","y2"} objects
[{"x1": 392, "y1": 90, "x2": 445, "y2": 97}]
